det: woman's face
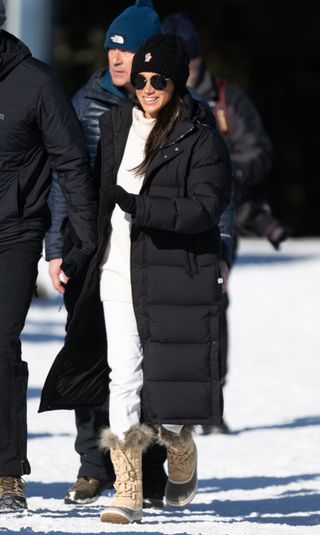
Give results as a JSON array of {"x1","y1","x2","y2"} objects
[{"x1": 134, "y1": 72, "x2": 175, "y2": 119}]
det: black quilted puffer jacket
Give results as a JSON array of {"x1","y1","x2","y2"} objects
[{"x1": 40, "y1": 95, "x2": 232, "y2": 426}]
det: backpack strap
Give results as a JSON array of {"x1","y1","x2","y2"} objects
[{"x1": 214, "y1": 78, "x2": 232, "y2": 139}]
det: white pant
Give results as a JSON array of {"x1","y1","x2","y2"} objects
[{"x1": 103, "y1": 301, "x2": 182, "y2": 440}]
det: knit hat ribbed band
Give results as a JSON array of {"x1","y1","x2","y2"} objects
[
  {"x1": 0, "y1": 0, "x2": 6, "y2": 27},
  {"x1": 131, "y1": 34, "x2": 190, "y2": 90},
  {"x1": 105, "y1": 0, "x2": 161, "y2": 52}
]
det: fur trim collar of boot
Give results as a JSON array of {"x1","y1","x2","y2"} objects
[{"x1": 99, "y1": 424, "x2": 154, "y2": 451}]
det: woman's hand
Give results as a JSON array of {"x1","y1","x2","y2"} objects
[
  {"x1": 107, "y1": 185, "x2": 136, "y2": 214},
  {"x1": 49, "y1": 258, "x2": 68, "y2": 294}
]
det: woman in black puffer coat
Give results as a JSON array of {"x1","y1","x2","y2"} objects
[{"x1": 40, "y1": 34, "x2": 232, "y2": 524}]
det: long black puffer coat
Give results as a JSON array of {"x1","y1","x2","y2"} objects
[{"x1": 40, "y1": 94, "x2": 232, "y2": 425}]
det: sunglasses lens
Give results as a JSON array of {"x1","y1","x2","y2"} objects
[
  {"x1": 151, "y1": 75, "x2": 167, "y2": 90},
  {"x1": 133, "y1": 74, "x2": 146, "y2": 90},
  {"x1": 133, "y1": 74, "x2": 168, "y2": 90}
]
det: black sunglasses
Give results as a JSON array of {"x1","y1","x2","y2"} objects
[{"x1": 132, "y1": 74, "x2": 169, "y2": 90}]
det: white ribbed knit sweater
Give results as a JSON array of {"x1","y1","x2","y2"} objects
[{"x1": 100, "y1": 107, "x2": 155, "y2": 302}]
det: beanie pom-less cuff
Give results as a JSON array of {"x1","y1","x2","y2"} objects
[
  {"x1": 131, "y1": 34, "x2": 190, "y2": 91},
  {"x1": 104, "y1": 0, "x2": 161, "y2": 52}
]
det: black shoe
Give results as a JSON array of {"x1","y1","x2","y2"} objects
[
  {"x1": 64, "y1": 477, "x2": 113, "y2": 505},
  {"x1": 200, "y1": 419, "x2": 231, "y2": 435},
  {"x1": 0, "y1": 476, "x2": 27, "y2": 512},
  {"x1": 142, "y1": 466, "x2": 166, "y2": 509},
  {"x1": 143, "y1": 492, "x2": 164, "y2": 509}
]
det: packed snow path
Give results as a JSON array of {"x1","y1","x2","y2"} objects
[{"x1": 1, "y1": 238, "x2": 319, "y2": 535}]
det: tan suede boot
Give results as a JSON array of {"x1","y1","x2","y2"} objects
[
  {"x1": 99, "y1": 424, "x2": 153, "y2": 524},
  {"x1": 158, "y1": 425, "x2": 197, "y2": 507}
]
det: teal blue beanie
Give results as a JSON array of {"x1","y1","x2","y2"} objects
[{"x1": 104, "y1": 0, "x2": 161, "y2": 52}]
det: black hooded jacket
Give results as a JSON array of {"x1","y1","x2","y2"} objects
[{"x1": 0, "y1": 30, "x2": 97, "y2": 253}]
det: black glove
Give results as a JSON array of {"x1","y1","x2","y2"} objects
[
  {"x1": 107, "y1": 185, "x2": 136, "y2": 215},
  {"x1": 61, "y1": 246, "x2": 91, "y2": 278}
]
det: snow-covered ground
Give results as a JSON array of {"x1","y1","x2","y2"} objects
[{"x1": 1, "y1": 238, "x2": 319, "y2": 535}]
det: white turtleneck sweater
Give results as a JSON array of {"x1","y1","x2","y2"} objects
[{"x1": 100, "y1": 107, "x2": 155, "y2": 303}]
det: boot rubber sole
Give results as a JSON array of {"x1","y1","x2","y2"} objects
[
  {"x1": 165, "y1": 482, "x2": 198, "y2": 507},
  {"x1": 0, "y1": 495, "x2": 27, "y2": 513},
  {"x1": 165, "y1": 462, "x2": 198, "y2": 508},
  {"x1": 100, "y1": 506, "x2": 142, "y2": 524}
]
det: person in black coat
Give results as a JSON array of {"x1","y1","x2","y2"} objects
[
  {"x1": 0, "y1": 3, "x2": 97, "y2": 513},
  {"x1": 40, "y1": 33, "x2": 232, "y2": 525}
]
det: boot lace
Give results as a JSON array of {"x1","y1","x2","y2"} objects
[
  {"x1": 168, "y1": 445, "x2": 193, "y2": 468},
  {"x1": 112, "y1": 449, "x2": 139, "y2": 500},
  {"x1": 0, "y1": 476, "x2": 25, "y2": 496}
]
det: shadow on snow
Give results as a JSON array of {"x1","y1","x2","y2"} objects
[
  {"x1": 232, "y1": 415, "x2": 320, "y2": 434},
  {"x1": 17, "y1": 474, "x2": 320, "y2": 528},
  {"x1": 235, "y1": 252, "x2": 319, "y2": 266}
]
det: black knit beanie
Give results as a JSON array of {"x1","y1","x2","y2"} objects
[{"x1": 131, "y1": 33, "x2": 190, "y2": 91}]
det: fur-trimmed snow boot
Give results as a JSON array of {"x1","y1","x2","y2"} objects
[
  {"x1": 99, "y1": 424, "x2": 153, "y2": 524},
  {"x1": 158, "y1": 425, "x2": 197, "y2": 507}
]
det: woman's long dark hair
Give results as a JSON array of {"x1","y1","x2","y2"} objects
[{"x1": 133, "y1": 90, "x2": 185, "y2": 176}]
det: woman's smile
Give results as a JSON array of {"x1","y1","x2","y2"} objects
[{"x1": 135, "y1": 72, "x2": 175, "y2": 118}]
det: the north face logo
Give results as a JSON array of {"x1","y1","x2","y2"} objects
[
  {"x1": 110, "y1": 34, "x2": 125, "y2": 45},
  {"x1": 0, "y1": 114, "x2": 4, "y2": 120}
]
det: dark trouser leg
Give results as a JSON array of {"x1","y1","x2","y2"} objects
[
  {"x1": 142, "y1": 441, "x2": 167, "y2": 499},
  {"x1": 0, "y1": 241, "x2": 42, "y2": 476},
  {"x1": 75, "y1": 407, "x2": 114, "y2": 481}
]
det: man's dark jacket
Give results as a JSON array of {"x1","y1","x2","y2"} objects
[
  {"x1": 40, "y1": 95, "x2": 232, "y2": 425},
  {"x1": 45, "y1": 68, "x2": 122, "y2": 260},
  {"x1": 0, "y1": 30, "x2": 97, "y2": 253}
]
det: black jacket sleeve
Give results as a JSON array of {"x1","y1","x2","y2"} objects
[
  {"x1": 226, "y1": 83, "x2": 273, "y2": 192},
  {"x1": 45, "y1": 173, "x2": 67, "y2": 260},
  {"x1": 134, "y1": 127, "x2": 232, "y2": 234},
  {"x1": 37, "y1": 72, "x2": 97, "y2": 255}
]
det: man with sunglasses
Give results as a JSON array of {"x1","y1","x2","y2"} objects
[{"x1": 45, "y1": 0, "x2": 168, "y2": 508}]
